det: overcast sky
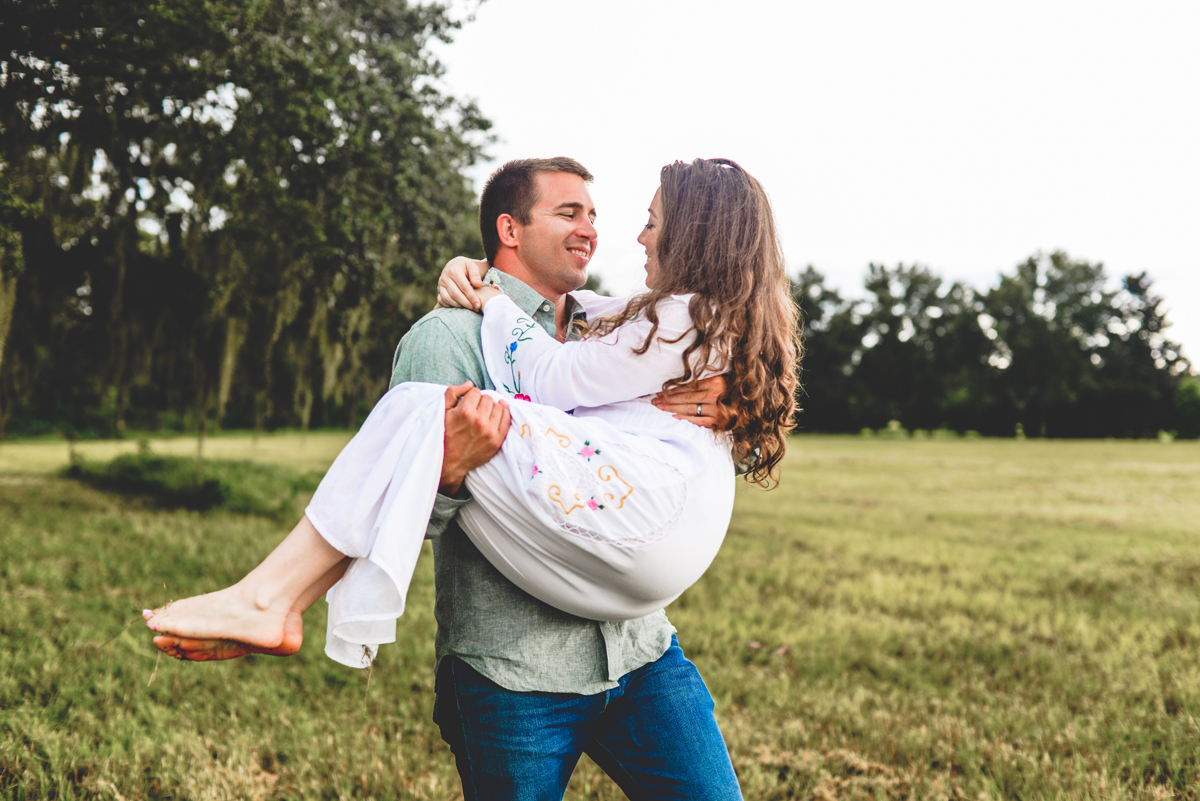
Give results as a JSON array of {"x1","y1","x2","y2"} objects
[{"x1": 430, "y1": 1, "x2": 1199, "y2": 365}]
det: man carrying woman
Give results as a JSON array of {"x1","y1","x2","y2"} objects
[{"x1": 147, "y1": 156, "x2": 799, "y2": 799}]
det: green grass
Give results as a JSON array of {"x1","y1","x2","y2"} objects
[{"x1": 2, "y1": 435, "x2": 1198, "y2": 799}]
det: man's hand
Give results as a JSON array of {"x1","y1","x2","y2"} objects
[
  {"x1": 440, "y1": 382, "x2": 511, "y2": 495},
  {"x1": 651, "y1": 375, "x2": 731, "y2": 430}
]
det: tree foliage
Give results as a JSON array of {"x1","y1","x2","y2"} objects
[
  {"x1": 795, "y1": 253, "x2": 1194, "y2": 438},
  {"x1": 1, "y1": 0, "x2": 488, "y2": 437},
  {"x1": 2, "y1": 4, "x2": 1192, "y2": 442}
]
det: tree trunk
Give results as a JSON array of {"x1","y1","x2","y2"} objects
[
  {"x1": 196, "y1": 410, "x2": 207, "y2": 465},
  {"x1": 195, "y1": 367, "x2": 208, "y2": 466},
  {"x1": 0, "y1": 273, "x2": 16, "y2": 379},
  {"x1": 346, "y1": 392, "x2": 358, "y2": 430},
  {"x1": 112, "y1": 236, "x2": 129, "y2": 433},
  {"x1": 299, "y1": 385, "x2": 313, "y2": 432},
  {"x1": 0, "y1": 271, "x2": 16, "y2": 441},
  {"x1": 216, "y1": 317, "x2": 244, "y2": 430}
]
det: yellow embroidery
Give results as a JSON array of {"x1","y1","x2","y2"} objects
[
  {"x1": 519, "y1": 423, "x2": 531, "y2": 439},
  {"x1": 597, "y1": 465, "x2": 634, "y2": 509},
  {"x1": 544, "y1": 427, "x2": 571, "y2": 448},
  {"x1": 548, "y1": 485, "x2": 586, "y2": 515}
]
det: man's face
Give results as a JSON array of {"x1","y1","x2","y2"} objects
[{"x1": 512, "y1": 172, "x2": 597, "y2": 296}]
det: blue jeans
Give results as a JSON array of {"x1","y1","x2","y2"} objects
[{"x1": 433, "y1": 636, "x2": 742, "y2": 800}]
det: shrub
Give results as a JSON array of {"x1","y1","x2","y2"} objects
[
  {"x1": 876, "y1": 420, "x2": 909, "y2": 440},
  {"x1": 1176, "y1": 377, "x2": 1200, "y2": 439},
  {"x1": 64, "y1": 448, "x2": 320, "y2": 518}
]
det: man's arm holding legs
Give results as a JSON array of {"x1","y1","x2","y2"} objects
[{"x1": 438, "y1": 382, "x2": 510, "y2": 496}]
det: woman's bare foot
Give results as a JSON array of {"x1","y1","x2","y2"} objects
[
  {"x1": 143, "y1": 582, "x2": 291, "y2": 651},
  {"x1": 143, "y1": 516, "x2": 345, "y2": 657},
  {"x1": 153, "y1": 611, "x2": 304, "y2": 661}
]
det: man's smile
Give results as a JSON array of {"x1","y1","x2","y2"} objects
[{"x1": 567, "y1": 247, "x2": 591, "y2": 262}]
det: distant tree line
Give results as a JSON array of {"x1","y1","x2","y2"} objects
[
  {"x1": 793, "y1": 253, "x2": 1199, "y2": 438},
  {"x1": 1, "y1": 0, "x2": 488, "y2": 439}
]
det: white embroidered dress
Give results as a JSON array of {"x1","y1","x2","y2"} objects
[{"x1": 306, "y1": 290, "x2": 735, "y2": 668}]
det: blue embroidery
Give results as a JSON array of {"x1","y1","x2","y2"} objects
[{"x1": 502, "y1": 317, "x2": 537, "y2": 396}]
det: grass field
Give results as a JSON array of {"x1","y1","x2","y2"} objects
[{"x1": 2, "y1": 433, "x2": 1198, "y2": 800}]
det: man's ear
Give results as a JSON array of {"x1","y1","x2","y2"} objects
[{"x1": 496, "y1": 214, "x2": 520, "y2": 248}]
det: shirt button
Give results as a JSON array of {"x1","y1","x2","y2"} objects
[{"x1": 542, "y1": 303, "x2": 552, "y2": 312}]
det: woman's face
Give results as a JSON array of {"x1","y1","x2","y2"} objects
[{"x1": 636, "y1": 188, "x2": 663, "y2": 290}]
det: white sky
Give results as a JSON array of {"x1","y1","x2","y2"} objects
[{"x1": 430, "y1": 1, "x2": 1199, "y2": 364}]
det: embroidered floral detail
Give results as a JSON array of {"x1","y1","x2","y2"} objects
[
  {"x1": 548, "y1": 485, "x2": 585, "y2": 514},
  {"x1": 548, "y1": 488, "x2": 605, "y2": 514},
  {"x1": 502, "y1": 317, "x2": 538, "y2": 396},
  {"x1": 531, "y1": 464, "x2": 539, "y2": 478},
  {"x1": 545, "y1": 468, "x2": 629, "y2": 515},
  {"x1": 597, "y1": 465, "x2": 634, "y2": 508},
  {"x1": 514, "y1": 393, "x2": 531, "y2": 401},
  {"x1": 544, "y1": 427, "x2": 571, "y2": 447},
  {"x1": 579, "y1": 440, "x2": 600, "y2": 460},
  {"x1": 510, "y1": 318, "x2": 536, "y2": 342}
]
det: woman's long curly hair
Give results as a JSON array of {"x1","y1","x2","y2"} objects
[{"x1": 589, "y1": 158, "x2": 801, "y2": 486}]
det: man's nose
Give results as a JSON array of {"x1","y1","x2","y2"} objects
[{"x1": 577, "y1": 216, "x2": 598, "y2": 243}]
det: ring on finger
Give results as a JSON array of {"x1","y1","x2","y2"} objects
[{"x1": 695, "y1": 403, "x2": 703, "y2": 417}]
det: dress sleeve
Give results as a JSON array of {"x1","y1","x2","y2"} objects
[
  {"x1": 480, "y1": 293, "x2": 699, "y2": 411},
  {"x1": 569, "y1": 289, "x2": 632, "y2": 319}
]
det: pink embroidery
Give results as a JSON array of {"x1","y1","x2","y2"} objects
[
  {"x1": 514, "y1": 393, "x2": 531, "y2": 401},
  {"x1": 549, "y1": 486, "x2": 605, "y2": 514},
  {"x1": 531, "y1": 464, "x2": 539, "y2": 478},
  {"x1": 580, "y1": 446, "x2": 596, "y2": 458}
]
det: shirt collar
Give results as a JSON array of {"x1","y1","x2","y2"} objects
[{"x1": 485, "y1": 267, "x2": 588, "y2": 331}]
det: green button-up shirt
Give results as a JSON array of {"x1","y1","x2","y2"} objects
[{"x1": 390, "y1": 268, "x2": 675, "y2": 694}]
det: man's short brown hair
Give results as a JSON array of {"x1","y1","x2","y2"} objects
[{"x1": 479, "y1": 157, "x2": 594, "y2": 263}]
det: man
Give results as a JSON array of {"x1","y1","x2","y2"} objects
[{"x1": 395, "y1": 157, "x2": 742, "y2": 798}]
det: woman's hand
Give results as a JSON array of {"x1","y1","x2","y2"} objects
[
  {"x1": 476, "y1": 285, "x2": 503, "y2": 308},
  {"x1": 651, "y1": 375, "x2": 731, "y2": 430},
  {"x1": 437, "y1": 257, "x2": 489, "y2": 310}
]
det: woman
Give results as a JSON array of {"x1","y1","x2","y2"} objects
[{"x1": 145, "y1": 158, "x2": 800, "y2": 667}]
